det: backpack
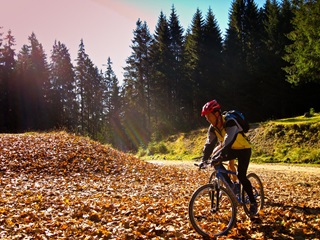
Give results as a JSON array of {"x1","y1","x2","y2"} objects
[{"x1": 223, "y1": 110, "x2": 250, "y2": 133}]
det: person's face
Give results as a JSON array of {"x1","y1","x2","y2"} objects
[{"x1": 205, "y1": 112, "x2": 217, "y2": 125}]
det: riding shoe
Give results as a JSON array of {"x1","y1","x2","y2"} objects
[{"x1": 250, "y1": 202, "x2": 258, "y2": 216}]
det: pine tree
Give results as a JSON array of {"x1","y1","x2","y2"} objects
[
  {"x1": 102, "y1": 57, "x2": 113, "y2": 122},
  {"x1": 184, "y1": 8, "x2": 206, "y2": 122},
  {"x1": 0, "y1": 28, "x2": 6, "y2": 131},
  {"x1": 283, "y1": 0, "x2": 320, "y2": 114},
  {"x1": 257, "y1": 0, "x2": 295, "y2": 119},
  {"x1": 75, "y1": 39, "x2": 103, "y2": 138},
  {"x1": 0, "y1": 30, "x2": 16, "y2": 131},
  {"x1": 101, "y1": 57, "x2": 115, "y2": 142},
  {"x1": 149, "y1": 11, "x2": 173, "y2": 137},
  {"x1": 14, "y1": 45, "x2": 29, "y2": 131},
  {"x1": 149, "y1": 6, "x2": 188, "y2": 137},
  {"x1": 279, "y1": 0, "x2": 295, "y2": 50},
  {"x1": 223, "y1": 0, "x2": 262, "y2": 119},
  {"x1": 168, "y1": 5, "x2": 188, "y2": 131},
  {"x1": 202, "y1": 7, "x2": 223, "y2": 101},
  {"x1": 89, "y1": 64, "x2": 104, "y2": 139},
  {"x1": 75, "y1": 39, "x2": 90, "y2": 134},
  {"x1": 14, "y1": 33, "x2": 50, "y2": 130},
  {"x1": 283, "y1": 0, "x2": 320, "y2": 85},
  {"x1": 261, "y1": 0, "x2": 281, "y2": 60},
  {"x1": 49, "y1": 40, "x2": 78, "y2": 130},
  {"x1": 122, "y1": 19, "x2": 152, "y2": 150},
  {"x1": 102, "y1": 57, "x2": 123, "y2": 147}
]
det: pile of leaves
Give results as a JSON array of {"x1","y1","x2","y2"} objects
[{"x1": 0, "y1": 132, "x2": 319, "y2": 239}]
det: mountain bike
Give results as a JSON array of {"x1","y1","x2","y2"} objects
[{"x1": 188, "y1": 159, "x2": 264, "y2": 237}]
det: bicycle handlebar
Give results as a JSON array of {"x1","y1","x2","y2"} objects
[{"x1": 194, "y1": 158, "x2": 222, "y2": 170}]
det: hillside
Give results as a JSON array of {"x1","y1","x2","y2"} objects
[
  {"x1": 139, "y1": 113, "x2": 320, "y2": 164},
  {"x1": 0, "y1": 131, "x2": 319, "y2": 239}
]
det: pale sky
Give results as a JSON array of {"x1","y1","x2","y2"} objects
[{"x1": 1, "y1": 0, "x2": 266, "y2": 82}]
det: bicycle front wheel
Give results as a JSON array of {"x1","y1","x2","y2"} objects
[
  {"x1": 242, "y1": 172, "x2": 264, "y2": 216},
  {"x1": 208, "y1": 170, "x2": 218, "y2": 183},
  {"x1": 188, "y1": 183, "x2": 237, "y2": 237}
]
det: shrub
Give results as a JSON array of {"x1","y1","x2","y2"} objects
[{"x1": 146, "y1": 142, "x2": 168, "y2": 156}]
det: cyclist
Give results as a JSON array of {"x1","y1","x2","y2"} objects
[{"x1": 200, "y1": 99, "x2": 258, "y2": 216}]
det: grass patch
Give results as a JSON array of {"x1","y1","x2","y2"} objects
[
  {"x1": 139, "y1": 128, "x2": 207, "y2": 160},
  {"x1": 271, "y1": 112, "x2": 320, "y2": 125},
  {"x1": 139, "y1": 113, "x2": 320, "y2": 165}
]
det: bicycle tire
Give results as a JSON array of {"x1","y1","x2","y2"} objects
[
  {"x1": 241, "y1": 172, "x2": 264, "y2": 216},
  {"x1": 208, "y1": 170, "x2": 218, "y2": 183},
  {"x1": 188, "y1": 183, "x2": 237, "y2": 237}
]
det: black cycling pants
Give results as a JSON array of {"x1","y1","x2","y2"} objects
[{"x1": 216, "y1": 148, "x2": 256, "y2": 204}]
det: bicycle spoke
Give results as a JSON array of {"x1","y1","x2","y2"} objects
[{"x1": 189, "y1": 184, "x2": 237, "y2": 237}]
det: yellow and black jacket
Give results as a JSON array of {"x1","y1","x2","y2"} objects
[{"x1": 202, "y1": 116, "x2": 251, "y2": 160}]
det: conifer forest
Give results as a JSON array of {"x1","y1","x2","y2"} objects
[{"x1": 0, "y1": 0, "x2": 319, "y2": 151}]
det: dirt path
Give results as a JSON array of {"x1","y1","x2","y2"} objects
[{"x1": 146, "y1": 159, "x2": 320, "y2": 173}]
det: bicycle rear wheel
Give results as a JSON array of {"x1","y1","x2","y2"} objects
[
  {"x1": 188, "y1": 183, "x2": 237, "y2": 237},
  {"x1": 242, "y1": 172, "x2": 264, "y2": 216}
]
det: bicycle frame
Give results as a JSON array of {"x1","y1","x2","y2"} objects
[{"x1": 213, "y1": 165, "x2": 244, "y2": 205}]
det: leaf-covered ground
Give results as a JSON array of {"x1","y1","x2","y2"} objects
[{"x1": 0, "y1": 132, "x2": 319, "y2": 239}]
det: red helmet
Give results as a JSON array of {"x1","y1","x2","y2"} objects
[{"x1": 201, "y1": 100, "x2": 221, "y2": 116}]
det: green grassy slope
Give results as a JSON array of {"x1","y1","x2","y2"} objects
[{"x1": 138, "y1": 113, "x2": 320, "y2": 164}]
